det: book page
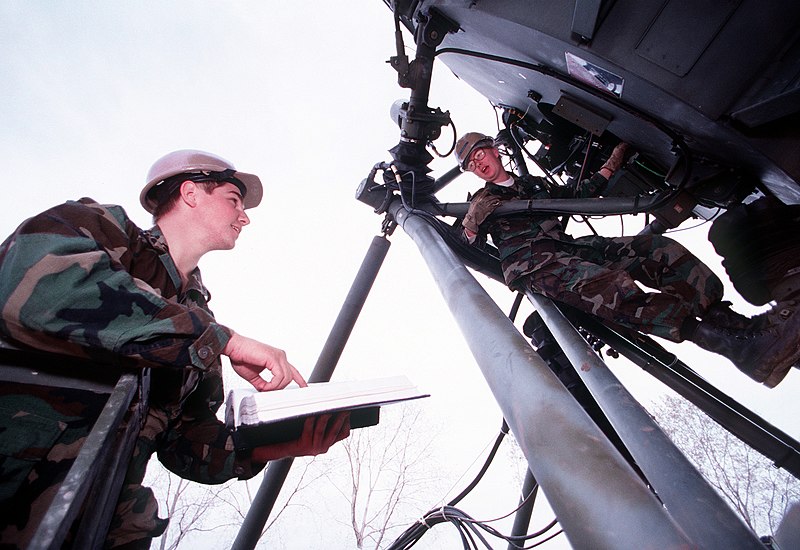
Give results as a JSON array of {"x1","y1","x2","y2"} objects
[{"x1": 228, "y1": 375, "x2": 427, "y2": 427}]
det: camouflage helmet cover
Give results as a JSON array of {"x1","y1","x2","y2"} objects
[{"x1": 454, "y1": 132, "x2": 495, "y2": 169}]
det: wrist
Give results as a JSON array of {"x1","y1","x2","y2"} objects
[{"x1": 223, "y1": 331, "x2": 241, "y2": 355}]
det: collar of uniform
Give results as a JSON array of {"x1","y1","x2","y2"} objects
[
  {"x1": 496, "y1": 176, "x2": 515, "y2": 187},
  {"x1": 144, "y1": 225, "x2": 207, "y2": 300},
  {"x1": 183, "y1": 270, "x2": 211, "y2": 305},
  {"x1": 486, "y1": 176, "x2": 516, "y2": 193},
  {"x1": 142, "y1": 225, "x2": 179, "y2": 291},
  {"x1": 141, "y1": 225, "x2": 169, "y2": 253},
  {"x1": 493, "y1": 174, "x2": 515, "y2": 187}
]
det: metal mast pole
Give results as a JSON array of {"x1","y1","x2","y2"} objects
[
  {"x1": 232, "y1": 235, "x2": 391, "y2": 550},
  {"x1": 527, "y1": 292, "x2": 765, "y2": 547},
  {"x1": 387, "y1": 200, "x2": 692, "y2": 549},
  {"x1": 506, "y1": 470, "x2": 538, "y2": 550}
]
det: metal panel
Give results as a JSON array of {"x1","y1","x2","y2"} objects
[
  {"x1": 635, "y1": 0, "x2": 742, "y2": 76},
  {"x1": 571, "y1": 0, "x2": 603, "y2": 40}
]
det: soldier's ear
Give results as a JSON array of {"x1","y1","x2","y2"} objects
[{"x1": 178, "y1": 181, "x2": 199, "y2": 208}]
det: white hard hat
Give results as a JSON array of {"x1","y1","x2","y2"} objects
[{"x1": 140, "y1": 149, "x2": 263, "y2": 214}]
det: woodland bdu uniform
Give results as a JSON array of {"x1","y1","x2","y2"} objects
[
  {"x1": 0, "y1": 198, "x2": 265, "y2": 548},
  {"x1": 463, "y1": 173, "x2": 724, "y2": 341}
]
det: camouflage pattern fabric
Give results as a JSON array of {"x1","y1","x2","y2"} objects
[
  {"x1": 520, "y1": 233, "x2": 723, "y2": 341},
  {"x1": 0, "y1": 198, "x2": 231, "y2": 370},
  {"x1": 467, "y1": 175, "x2": 723, "y2": 341},
  {"x1": 0, "y1": 198, "x2": 265, "y2": 548},
  {"x1": 0, "y1": 382, "x2": 108, "y2": 546}
]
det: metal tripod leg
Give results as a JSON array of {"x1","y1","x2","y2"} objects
[
  {"x1": 527, "y1": 291, "x2": 764, "y2": 547},
  {"x1": 231, "y1": 235, "x2": 391, "y2": 550},
  {"x1": 567, "y1": 307, "x2": 800, "y2": 477},
  {"x1": 389, "y1": 199, "x2": 692, "y2": 549},
  {"x1": 506, "y1": 469, "x2": 538, "y2": 550}
]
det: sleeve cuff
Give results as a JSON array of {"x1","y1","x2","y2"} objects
[
  {"x1": 462, "y1": 213, "x2": 480, "y2": 235},
  {"x1": 188, "y1": 323, "x2": 232, "y2": 369},
  {"x1": 232, "y1": 448, "x2": 267, "y2": 479}
]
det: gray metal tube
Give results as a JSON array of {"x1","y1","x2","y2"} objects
[
  {"x1": 231, "y1": 459, "x2": 294, "y2": 550},
  {"x1": 436, "y1": 195, "x2": 662, "y2": 219},
  {"x1": 308, "y1": 235, "x2": 392, "y2": 383},
  {"x1": 431, "y1": 165, "x2": 464, "y2": 194},
  {"x1": 389, "y1": 200, "x2": 692, "y2": 549},
  {"x1": 507, "y1": 470, "x2": 538, "y2": 550},
  {"x1": 527, "y1": 292, "x2": 765, "y2": 547},
  {"x1": 578, "y1": 311, "x2": 800, "y2": 477},
  {"x1": 232, "y1": 235, "x2": 391, "y2": 550}
]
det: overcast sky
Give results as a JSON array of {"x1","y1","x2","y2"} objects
[{"x1": 2, "y1": 2, "x2": 798, "y2": 548}]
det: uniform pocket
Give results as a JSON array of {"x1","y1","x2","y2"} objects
[{"x1": 0, "y1": 399, "x2": 66, "y2": 503}]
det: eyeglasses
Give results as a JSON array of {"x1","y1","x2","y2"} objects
[{"x1": 466, "y1": 149, "x2": 486, "y2": 172}]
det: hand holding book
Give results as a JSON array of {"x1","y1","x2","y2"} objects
[
  {"x1": 227, "y1": 375, "x2": 429, "y2": 449},
  {"x1": 250, "y1": 412, "x2": 351, "y2": 462}
]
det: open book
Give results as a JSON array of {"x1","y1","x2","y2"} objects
[{"x1": 225, "y1": 375, "x2": 429, "y2": 449}]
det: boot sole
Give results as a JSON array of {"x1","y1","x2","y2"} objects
[
  {"x1": 762, "y1": 355, "x2": 800, "y2": 388},
  {"x1": 754, "y1": 310, "x2": 800, "y2": 388}
]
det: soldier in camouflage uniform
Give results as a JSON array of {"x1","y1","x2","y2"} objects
[
  {"x1": 0, "y1": 150, "x2": 350, "y2": 548},
  {"x1": 455, "y1": 132, "x2": 800, "y2": 388}
]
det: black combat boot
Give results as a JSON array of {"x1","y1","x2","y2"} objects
[
  {"x1": 702, "y1": 300, "x2": 750, "y2": 330},
  {"x1": 748, "y1": 300, "x2": 800, "y2": 387},
  {"x1": 689, "y1": 300, "x2": 800, "y2": 387}
]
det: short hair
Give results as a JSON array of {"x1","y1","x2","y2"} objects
[{"x1": 152, "y1": 180, "x2": 222, "y2": 221}]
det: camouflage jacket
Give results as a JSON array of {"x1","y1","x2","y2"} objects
[
  {"x1": 0, "y1": 198, "x2": 262, "y2": 482},
  {"x1": 464, "y1": 173, "x2": 608, "y2": 285}
]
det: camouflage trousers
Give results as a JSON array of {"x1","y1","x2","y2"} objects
[
  {"x1": 516, "y1": 233, "x2": 724, "y2": 341},
  {"x1": 0, "y1": 383, "x2": 168, "y2": 549},
  {"x1": 104, "y1": 408, "x2": 170, "y2": 549},
  {"x1": 0, "y1": 382, "x2": 108, "y2": 548}
]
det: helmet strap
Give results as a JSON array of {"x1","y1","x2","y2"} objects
[{"x1": 148, "y1": 169, "x2": 246, "y2": 206}]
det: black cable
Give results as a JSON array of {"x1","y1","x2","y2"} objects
[
  {"x1": 503, "y1": 120, "x2": 562, "y2": 191},
  {"x1": 661, "y1": 208, "x2": 721, "y2": 234},
  {"x1": 548, "y1": 132, "x2": 590, "y2": 178},
  {"x1": 384, "y1": 288, "x2": 562, "y2": 550},
  {"x1": 576, "y1": 133, "x2": 593, "y2": 185},
  {"x1": 522, "y1": 518, "x2": 560, "y2": 541},
  {"x1": 447, "y1": 423, "x2": 510, "y2": 507},
  {"x1": 462, "y1": 518, "x2": 494, "y2": 549},
  {"x1": 389, "y1": 505, "x2": 558, "y2": 550},
  {"x1": 430, "y1": 118, "x2": 458, "y2": 158},
  {"x1": 572, "y1": 214, "x2": 600, "y2": 236},
  {"x1": 519, "y1": 528, "x2": 564, "y2": 549}
]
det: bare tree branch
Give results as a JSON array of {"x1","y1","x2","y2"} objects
[
  {"x1": 652, "y1": 394, "x2": 800, "y2": 537},
  {"x1": 329, "y1": 404, "x2": 441, "y2": 548}
]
